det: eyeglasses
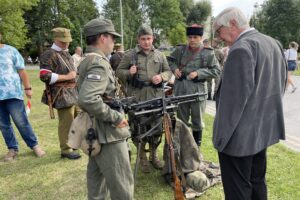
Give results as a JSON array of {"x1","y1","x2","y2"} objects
[{"x1": 215, "y1": 25, "x2": 224, "y2": 37}]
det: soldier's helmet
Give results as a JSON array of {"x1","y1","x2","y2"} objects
[{"x1": 186, "y1": 170, "x2": 209, "y2": 192}]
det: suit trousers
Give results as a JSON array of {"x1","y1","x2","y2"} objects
[
  {"x1": 218, "y1": 149, "x2": 267, "y2": 200},
  {"x1": 57, "y1": 105, "x2": 80, "y2": 154}
]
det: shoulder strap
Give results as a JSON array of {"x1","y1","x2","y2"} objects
[{"x1": 131, "y1": 49, "x2": 137, "y2": 65}]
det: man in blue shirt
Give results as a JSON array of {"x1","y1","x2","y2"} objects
[{"x1": 0, "y1": 32, "x2": 45, "y2": 161}]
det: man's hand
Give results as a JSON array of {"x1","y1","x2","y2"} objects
[
  {"x1": 151, "y1": 74, "x2": 162, "y2": 85},
  {"x1": 174, "y1": 69, "x2": 182, "y2": 79},
  {"x1": 117, "y1": 118, "x2": 128, "y2": 128},
  {"x1": 188, "y1": 71, "x2": 198, "y2": 80},
  {"x1": 66, "y1": 71, "x2": 77, "y2": 80},
  {"x1": 25, "y1": 89, "x2": 33, "y2": 99},
  {"x1": 129, "y1": 65, "x2": 137, "y2": 75}
]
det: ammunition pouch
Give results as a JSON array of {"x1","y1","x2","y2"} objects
[{"x1": 128, "y1": 77, "x2": 163, "y2": 89}]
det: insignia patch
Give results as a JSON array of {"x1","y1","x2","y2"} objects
[{"x1": 87, "y1": 74, "x2": 101, "y2": 80}]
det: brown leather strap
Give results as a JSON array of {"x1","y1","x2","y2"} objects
[{"x1": 54, "y1": 82, "x2": 76, "y2": 88}]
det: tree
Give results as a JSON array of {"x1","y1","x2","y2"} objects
[
  {"x1": 186, "y1": 0, "x2": 211, "y2": 25},
  {"x1": 168, "y1": 23, "x2": 186, "y2": 46},
  {"x1": 179, "y1": 0, "x2": 194, "y2": 20},
  {"x1": 102, "y1": 0, "x2": 143, "y2": 49},
  {"x1": 140, "y1": 0, "x2": 184, "y2": 46},
  {"x1": 24, "y1": 0, "x2": 99, "y2": 56},
  {"x1": 252, "y1": 0, "x2": 300, "y2": 47},
  {"x1": 0, "y1": 0, "x2": 38, "y2": 49}
]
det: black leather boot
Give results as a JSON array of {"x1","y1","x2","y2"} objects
[
  {"x1": 193, "y1": 130, "x2": 203, "y2": 147},
  {"x1": 207, "y1": 92, "x2": 212, "y2": 100}
]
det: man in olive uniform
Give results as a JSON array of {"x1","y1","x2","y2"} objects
[
  {"x1": 40, "y1": 28, "x2": 81, "y2": 159},
  {"x1": 168, "y1": 24, "x2": 220, "y2": 147},
  {"x1": 203, "y1": 39, "x2": 216, "y2": 100},
  {"x1": 116, "y1": 25, "x2": 172, "y2": 173},
  {"x1": 77, "y1": 18, "x2": 133, "y2": 200}
]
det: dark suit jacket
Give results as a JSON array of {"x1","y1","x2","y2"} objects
[{"x1": 213, "y1": 29, "x2": 287, "y2": 157}]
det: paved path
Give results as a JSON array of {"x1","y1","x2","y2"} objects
[{"x1": 206, "y1": 75, "x2": 300, "y2": 153}]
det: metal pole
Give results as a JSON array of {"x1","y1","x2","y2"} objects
[
  {"x1": 80, "y1": 27, "x2": 83, "y2": 54},
  {"x1": 120, "y1": 0, "x2": 124, "y2": 49}
]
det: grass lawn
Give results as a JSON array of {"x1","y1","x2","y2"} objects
[{"x1": 0, "y1": 70, "x2": 299, "y2": 200}]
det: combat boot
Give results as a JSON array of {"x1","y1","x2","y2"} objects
[
  {"x1": 207, "y1": 92, "x2": 212, "y2": 100},
  {"x1": 193, "y1": 130, "x2": 203, "y2": 147},
  {"x1": 149, "y1": 145, "x2": 164, "y2": 169},
  {"x1": 139, "y1": 144, "x2": 151, "y2": 173}
]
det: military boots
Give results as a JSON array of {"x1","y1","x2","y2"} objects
[
  {"x1": 139, "y1": 143, "x2": 151, "y2": 173},
  {"x1": 149, "y1": 145, "x2": 164, "y2": 169},
  {"x1": 193, "y1": 130, "x2": 203, "y2": 147},
  {"x1": 207, "y1": 92, "x2": 212, "y2": 100}
]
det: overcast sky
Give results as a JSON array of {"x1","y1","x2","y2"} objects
[{"x1": 210, "y1": 0, "x2": 266, "y2": 17}]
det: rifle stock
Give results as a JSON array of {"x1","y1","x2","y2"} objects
[{"x1": 163, "y1": 113, "x2": 185, "y2": 200}]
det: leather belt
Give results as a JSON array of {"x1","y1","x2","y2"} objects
[{"x1": 54, "y1": 82, "x2": 77, "y2": 88}]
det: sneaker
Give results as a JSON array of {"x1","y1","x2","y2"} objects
[
  {"x1": 291, "y1": 87, "x2": 297, "y2": 93},
  {"x1": 33, "y1": 145, "x2": 46, "y2": 157},
  {"x1": 4, "y1": 149, "x2": 18, "y2": 161}
]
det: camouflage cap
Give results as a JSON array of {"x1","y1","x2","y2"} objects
[
  {"x1": 84, "y1": 18, "x2": 121, "y2": 37},
  {"x1": 138, "y1": 25, "x2": 153, "y2": 37},
  {"x1": 52, "y1": 27, "x2": 72, "y2": 43}
]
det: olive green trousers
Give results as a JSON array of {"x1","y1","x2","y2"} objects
[
  {"x1": 57, "y1": 105, "x2": 80, "y2": 154},
  {"x1": 87, "y1": 140, "x2": 134, "y2": 200}
]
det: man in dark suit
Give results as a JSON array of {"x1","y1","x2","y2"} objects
[{"x1": 212, "y1": 7, "x2": 287, "y2": 200}]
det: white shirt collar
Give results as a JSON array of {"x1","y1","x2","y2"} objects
[
  {"x1": 236, "y1": 27, "x2": 255, "y2": 41},
  {"x1": 51, "y1": 43, "x2": 69, "y2": 52}
]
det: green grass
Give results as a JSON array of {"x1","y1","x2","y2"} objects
[{"x1": 0, "y1": 70, "x2": 299, "y2": 200}]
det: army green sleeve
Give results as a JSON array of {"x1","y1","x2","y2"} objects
[
  {"x1": 160, "y1": 54, "x2": 172, "y2": 82},
  {"x1": 168, "y1": 48, "x2": 180, "y2": 72},
  {"x1": 78, "y1": 63, "x2": 123, "y2": 126},
  {"x1": 196, "y1": 51, "x2": 221, "y2": 80},
  {"x1": 116, "y1": 51, "x2": 132, "y2": 84}
]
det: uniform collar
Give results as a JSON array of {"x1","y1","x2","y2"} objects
[
  {"x1": 51, "y1": 43, "x2": 69, "y2": 52},
  {"x1": 135, "y1": 45, "x2": 155, "y2": 53},
  {"x1": 85, "y1": 45, "x2": 109, "y2": 61}
]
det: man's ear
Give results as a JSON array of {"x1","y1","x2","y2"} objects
[{"x1": 229, "y1": 19, "x2": 237, "y2": 28}]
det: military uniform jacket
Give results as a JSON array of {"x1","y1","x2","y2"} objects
[
  {"x1": 77, "y1": 46, "x2": 130, "y2": 144},
  {"x1": 40, "y1": 48, "x2": 78, "y2": 109},
  {"x1": 116, "y1": 45, "x2": 172, "y2": 101},
  {"x1": 169, "y1": 45, "x2": 220, "y2": 100}
]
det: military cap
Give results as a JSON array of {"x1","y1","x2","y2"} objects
[
  {"x1": 138, "y1": 25, "x2": 153, "y2": 37},
  {"x1": 186, "y1": 24, "x2": 204, "y2": 36},
  {"x1": 84, "y1": 18, "x2": 121, "y2": 37},
  {"x1": 52, "y1": 27, "x2": 72, "y2": 43}
]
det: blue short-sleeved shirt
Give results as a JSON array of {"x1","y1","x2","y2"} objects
[{"x1": 0, "y1": 44, "x2": 25, "y2": 100}]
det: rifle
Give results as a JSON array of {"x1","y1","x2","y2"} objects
[
  {"x1": 45, "y1": 85, "x2": 55, "y2": 119},
  {"x1": 159, "y1": 90, "x2": 184, "y2": 199}
]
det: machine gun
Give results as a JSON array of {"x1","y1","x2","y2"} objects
[{"x1": 105, "y1": 93, "x2": 205, "y2": 176}]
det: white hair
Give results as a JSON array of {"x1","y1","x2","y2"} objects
[{"x1": 213, "y1": 7, "x2": 250, "y2": 33}]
